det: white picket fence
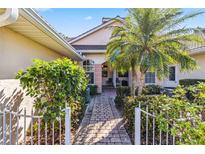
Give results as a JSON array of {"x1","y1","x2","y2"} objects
[
  {"x1": 0, "y1": 107, "x2": 71, "y2": 145},
  {"x1": 135, "y1": 106, "x2": 175, "y2": 145}
]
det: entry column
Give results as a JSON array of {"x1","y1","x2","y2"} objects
[{"x1": 94, "y1": 64, "x2": 102, "y2": 93}]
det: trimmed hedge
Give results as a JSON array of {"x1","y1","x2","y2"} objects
[
  {"x1": 115, "y1": 85, "x2": 161, "y2": 109},
  {"x1": 124, "y1": 95, "x2": 159, "y2": 142},
  {"x1": 88, "y1": 84, "x2": 98, "y2": 95},
  {"x1": 142, "y1": 84, "x2": 161, "y2": 95},
  {"x1": 124, "y1": 83, "x2": 205, "y2": 144},
  {"x1": 179, "y1": 79, "x2": 205, "y2": 86}
]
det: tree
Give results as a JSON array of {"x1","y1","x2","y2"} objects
[
  {"x1": 107, "y1": 8, "x2": 204, "y2": 95},
  {"x1": 16, "y1": 58, "x2": 88, "y2": 122}
]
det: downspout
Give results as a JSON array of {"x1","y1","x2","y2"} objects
[{"x1": 0, "y1": 8, "x2": 19, "y2": 27}]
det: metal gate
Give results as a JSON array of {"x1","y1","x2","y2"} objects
[
  {"x1": 135, "y1": 106, "x2": 175, "y2": 145},
  {"x1": 0, "y1": 107, "x2": 71, "y2": 145}
]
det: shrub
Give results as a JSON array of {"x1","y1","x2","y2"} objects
[
  {"x1": 176, "y1": 82, "x2": 205, "y2": 102},
  {"x1": 114, "y1": 86, "x2": 130, "y2": 108},
  {"x1": 88, "y1": 84, "x2": 98, "y2": 95},
  {"x1": 142, "y1": 84, "x2": 161, "y2": 95},
  {"x1": 124, "y1": 95, "x2": 168, "y2": 141},
  {"x1": 124, "y1": 83, "x2": 205, "y2": 144},
  {"x1": 84, "y1": 87, "x2": 91, "y2": 103},
  {"x1": 186, "y1": 83, "x2": 205, "y2": 106},
  {"x1": 179, "y1": 79, "x2": 205, "y2": 86},
  {"x1": 115, "y1": 85, "x2": 160, "y2": 109},
  {"x1": 16, "y1": 58, "x2": 88, "y2": 130}
]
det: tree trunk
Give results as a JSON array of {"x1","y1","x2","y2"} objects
[
  {"x1": 137, "y1": 72, "x2": 145, "y2": 95},
  {"x1": 131, "y1": 66, "x2": 137, "y2": 96}
]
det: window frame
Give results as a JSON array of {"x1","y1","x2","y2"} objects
[
  {"x1": 102, "y1": 64, "x2": 108, "y2": 77},
  {"x1": 145, "y1": 71, "x2": 156, "y2": 84},
  {"x1": 83, "y1": 60, "x2": 95, "y2": 84},
  {"x1": 169, "y1": 66, "x2": 176, "y2": 81}
]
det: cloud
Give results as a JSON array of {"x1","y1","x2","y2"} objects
[
  {"x1": 84, "y1": 16, "x2": 93, "y2": 20},
  {"x1": 34, "y1": 8, "x2": 52, "y2": 12}
]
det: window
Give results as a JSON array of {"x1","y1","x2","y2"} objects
[
  {"x1": 118, "y1": 71, "x2": 128, "y2": 77},
  {"x1": 86, "y1": 72, "x2": 94, "y2": 84},
  {"x1": 83, "y1": 60, "x2": 94, "y2": 71},
  {"x1": 83, "y1": 60, "x2": 95, "y2": 84},
  {"x1": 145, "y1": 72, "x2": 155, "y2": 83},
  {"x1": 169, "y1": 66, "x2": 176, "y2": 81},
  {"x1": 102, "y1": 64, "x2": 108, "y2": 77}
]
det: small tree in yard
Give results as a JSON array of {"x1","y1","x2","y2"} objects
[
  {"x1": 16, "y1": 58, "x2": 88, "y2": 124},
  {"x1": 107, "y1": 8, "x2": 204, "y2": 95}
]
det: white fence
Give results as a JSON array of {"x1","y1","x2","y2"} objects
[
  {"x1": 0, "y1": 107, "x2": 71, "y2": 145},
  {"x1": 135, "y1": 106, "x2": 175, "y2": 145}
]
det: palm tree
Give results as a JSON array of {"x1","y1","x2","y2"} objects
[{"x1": 107, "y1": 8, "x2": 204, "y2": 96}]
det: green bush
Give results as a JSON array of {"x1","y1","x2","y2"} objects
[
  {"x1": 179, "y1": 79, "x2": 205, "y2": 86},
  {"x1": 88, "y1": 84, "x2": 98, "y2": 95},
  {"x1": 124, "y1": 83, "x2": 205, "y2": 144},
  {"x1": 114, "y1": 86, "x2": 130, "y2": 108},
  {"x1": 16, "y1": 58, "x2": 88, "y2": 130},
  {"x1": 116, "y1": 86, "x2": 130, "y2": 96},
  {"x1": 142, "y1": 84, "x2": 161, "y2": 95},
  {"x1": 179, "y1": 79, "x2": 205, "y2": 102},
  {"x1": 124, "y1": 95, "x2": 167, "y2": 142},
  {"x1": 115, "y1": 85, "x2": 160, "y2": 109},
  {"x1": 186, "y1": 83, "x2": 205, "y2": 105},
  {"x1": 84, "y1": 87, "x2": 91, "y2": 103}
]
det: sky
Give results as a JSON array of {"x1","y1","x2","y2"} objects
[{"x1": 35, "y1": 8, "x2": 205, "y2": 38}]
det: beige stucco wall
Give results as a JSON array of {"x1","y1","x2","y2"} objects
[
  {"x1": 83, "y1": 53, "x2": 106, "y2": 64},
  {"x1": 179, "y1": 53, "x2": 205, "y2": 80},
  {"x1": 0, "y1": 27, "x2": 67, "y2": 144},
  {"x1": 0, "y1": 79, "x2": 34, "y2": 144},
  {"x1": 0, "y1": 27, "x2": 63, "y2": 79},
  {"x1": 159, "y1": 52, "x2": 205, "y2": 87},
  {"x1": 72, "y1": 27, "x2": 112, "y2": 45},
  {"x1": 72, "y1": 22, "x2": 121, "y2": 45}
]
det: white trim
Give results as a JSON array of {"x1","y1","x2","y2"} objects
[
  {"x1": 168, "y1": 66, "x2": 176, "y2": 82},
  {"x1": 65, "y1": 107, "x2": 71, "y2": 145},
  {"x1": 77, "y1": 50, "x2": 106, "y2": 54},
  {"x1": 83, "y1": 59, "x2": 95, "y2": 84},
  {"x1": 161, "y1": 64, "x2": 179, "y2": 87},
  {"x1": 135, "y1": 107, "x2": 141, "y2": 145},
  {"x1": 19, "y1": 8, "x2": 83, "y2": 61},
  {"x1": 189, "y1": 47, "x2": 205, "y2": 55},
  {"x1": 69, "y1": 17, "x2": 124, "y2": 44},
  {"x1": 0, "y1": 8, "x2": 18, "y2": 27}
]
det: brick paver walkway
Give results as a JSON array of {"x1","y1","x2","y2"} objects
[{"x1": 73, "y1": 89, "x2": 131, "y2": 145}]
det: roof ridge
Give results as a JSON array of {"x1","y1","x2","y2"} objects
[{"x1": 69, "y1": 16, "x2": 124, "y2": 44}]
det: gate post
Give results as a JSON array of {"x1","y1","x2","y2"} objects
[
  {"x1": 135, "y1": 107, "x2": 141, "y2": 145},
  {"x1": 3, "y1": 109, "x2": 6, "y2": 145},
  {"x1": 65, "y1": 107, "x2": 71, "y2": 145}
]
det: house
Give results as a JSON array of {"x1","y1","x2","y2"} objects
[
  {"x1": 69, "y1": 16, "x2": 205, "y2": 93},
  {"x1": 0, "y1": 8, "x2": 83, "y2": 113},
  {"x1": 0, "y1": 8, "x2": 83, "y2": 79},
  {"x1": 0, "y1": 8, "x2": 83, "y2": 144}
]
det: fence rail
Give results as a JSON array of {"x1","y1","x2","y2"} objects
[
  {"x1": 0, "y1": 107, "x2": 71, "y2": 145},
  {"x1": 135, "y1": 106, "x2": 175, "y2": 145}
]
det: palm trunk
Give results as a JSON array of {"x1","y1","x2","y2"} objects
[
  {"x1": 131, "y1": 66, "x2": 137, "y2": 96},
  {"x1": 137, "y1": 72, "x2": 145, "y2": 95}
]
